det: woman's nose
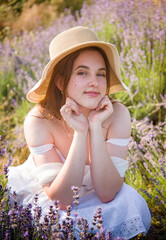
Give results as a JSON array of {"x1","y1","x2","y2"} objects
[{"x1": 89, "y1": 75, "x2": 98, "y2": 87}]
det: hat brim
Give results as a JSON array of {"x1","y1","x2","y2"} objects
[{"x1": 27, "y1": 41, "x2": 129, "y2": 103}]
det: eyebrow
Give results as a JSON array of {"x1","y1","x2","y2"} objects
[{"x1": 74, "y1": 65, "x2": 106, "y2": 71}]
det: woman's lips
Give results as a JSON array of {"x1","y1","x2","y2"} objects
[{"x1": 84, "y1": 91, "x2": 99, "y2": 97}]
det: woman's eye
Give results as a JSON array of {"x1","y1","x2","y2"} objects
[
  {"x1": 77, "y1": 71, "x2": 87, "y2": 76},
  {"x1": 97, "y1": 73, "x2": 106, "y2": 77}
]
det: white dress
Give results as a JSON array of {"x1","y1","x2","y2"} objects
[{"x1": 7, "y1": 139, "x2": 151, "y2": 239}]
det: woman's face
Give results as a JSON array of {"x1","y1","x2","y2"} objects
[{"x1": 66, "y1": 49, "x2": 107, "y2": 110}]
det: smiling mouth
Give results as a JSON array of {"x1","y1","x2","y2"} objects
[{"x1": 84, "y1": 91, "x2": 99, "y2": 97}]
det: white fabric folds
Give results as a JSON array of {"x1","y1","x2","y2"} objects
[
  {"x1": 29, "y1": 141, "x2": 129, "y2": 181},
  {"x1": 29, "y1": 138, "x2": 130, "y2": 156},
  {"x1": 106, "y1": 138, "x2": 130, "y2": 146},
  {"x1": 29, "y1": 144, "x2": 54, "y2": 155},
  {"x1": 31, "y1": 162, "x2": 63, "y2": 185},
  {"x1": 111, "y1": 156, "x2": 128, "y2": 177}
]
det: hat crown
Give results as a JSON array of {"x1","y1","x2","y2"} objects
[{"x1": 49, "y1": 26, "x2": 100, "y2": 59}]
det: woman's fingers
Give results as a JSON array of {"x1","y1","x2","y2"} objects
[
  {"x1": 61, "y1": 98, "x2": 80, "y2": 115},
  {"x1": 88, "y1": 96, "x2": 114, "y2": 124},
  {"x1": 60, "y1": 98, "x2": 88, "y2": 132},
  {"x1": 65, "y1": 104, "x2": 80, "y2": 115},
  {"x1": 66, "y1": 98, "x2": 80, "y2": 114},
  {"x1": 96, "y1": 96, "x2": 112, "y2": 111}
]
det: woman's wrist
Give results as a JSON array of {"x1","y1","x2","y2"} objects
[
  {"x1": 89, "y1": 121, "x2": 102, "y2": 132},
  {"x1": 89, "y1": 123, "x2": 104, "y2": 141},
  {"x1": 74, "y1": 129, "x2": 88, "y2": 138}
]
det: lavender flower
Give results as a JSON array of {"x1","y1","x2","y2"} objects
[{"x1": 71, "y1": 185, "x2": 80, "y2": 206}]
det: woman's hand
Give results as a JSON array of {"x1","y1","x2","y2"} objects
[
  {"x1": 60, "y1": 98, "x2": 88, "y2": 132},
  {"x1": 88, "y1": 96, "x2": 113, "y2": 126}
]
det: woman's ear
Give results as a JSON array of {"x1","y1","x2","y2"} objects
[{"x1": 56, "y1": 77, "x2": 63, "y2": 91}]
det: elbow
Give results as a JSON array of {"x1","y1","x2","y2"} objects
[
  {"x1": 44, "y1": 188, "x2": 73, "y2": 210},
  {"x1": 55, "y1": 201, "x2": 73, "y2": 211},
  {"x1": 99, "y1": 193, "x2": 116, "y2": 203},
  {"x1": 98, "y1": 182, "x2": 124, "y2": 203},
  {"x1": 44, "y1": 188, "x2": 55, "y2": 202},
  {"x1": 49, "y1": 195, "x2": 71, "y2": 210},
  {"x1": 58, "y1": 203, "x2": 72, "y2": 210}
]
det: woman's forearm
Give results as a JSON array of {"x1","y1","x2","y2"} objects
[
  {"x1": 89, "y1": 123, "x2": 123, "y2": 203},
  {"x1": 44, "y1": 130, "x2": 87, "y2": 209}
]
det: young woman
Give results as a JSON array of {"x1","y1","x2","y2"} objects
[{"x1": 8, "y1": 26, "x2": 151, "y2": 239}]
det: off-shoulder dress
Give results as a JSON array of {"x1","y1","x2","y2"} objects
[{"x1": 7, "y1": 138, "x2": 151, "y2": 239}]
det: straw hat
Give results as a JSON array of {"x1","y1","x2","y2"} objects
[{"x1": 27, "y1": 26, "x2": 129, "y2": 103}]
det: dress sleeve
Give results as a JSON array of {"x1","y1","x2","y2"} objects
[
  {"x1": 106, "y1": 138, "x2": 130, "y2": 146},
  {"x1": 29, "y1": 144, "x2": 63, "y2": 185},
  {"x1": 29, "y1": 144, "x2": 54, "y2": 154},
  {"x1": 106, "y1": 138, "x2": 130, "y2": 177}
]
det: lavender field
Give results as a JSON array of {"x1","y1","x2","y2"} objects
[{"x1": 0, "y1": 0, "x2": 166, "y2": 239}]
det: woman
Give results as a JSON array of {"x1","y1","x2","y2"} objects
[{"x1": 8, "y1": 26, "x2": 151, "y2": 239}]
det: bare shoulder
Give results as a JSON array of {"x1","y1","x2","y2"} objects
[
  {"x1": 107, "y1": 101, "x2": 131, "y2": 138},
  {"x1": 24, "y1": 105, "x2": 54, "y2": 147},
  {"x1": 112, "y1": 101, "x2": 131, "y2": 120}
]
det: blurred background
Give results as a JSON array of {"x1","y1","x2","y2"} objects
[
  {"x1": 0, "y1": 0, "x2": 165, "y2": 239},
  {"x1": 0, "y1": 0, "x2": 90, "y2": 37}
]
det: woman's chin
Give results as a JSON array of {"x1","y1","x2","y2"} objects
[{"x1": 80, "y1": 103, "x2": 99, "y2": 111}]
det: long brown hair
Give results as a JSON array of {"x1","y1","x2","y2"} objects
[{"x1": 39, "y1": 47, "x2": 110, "y2": 119}]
